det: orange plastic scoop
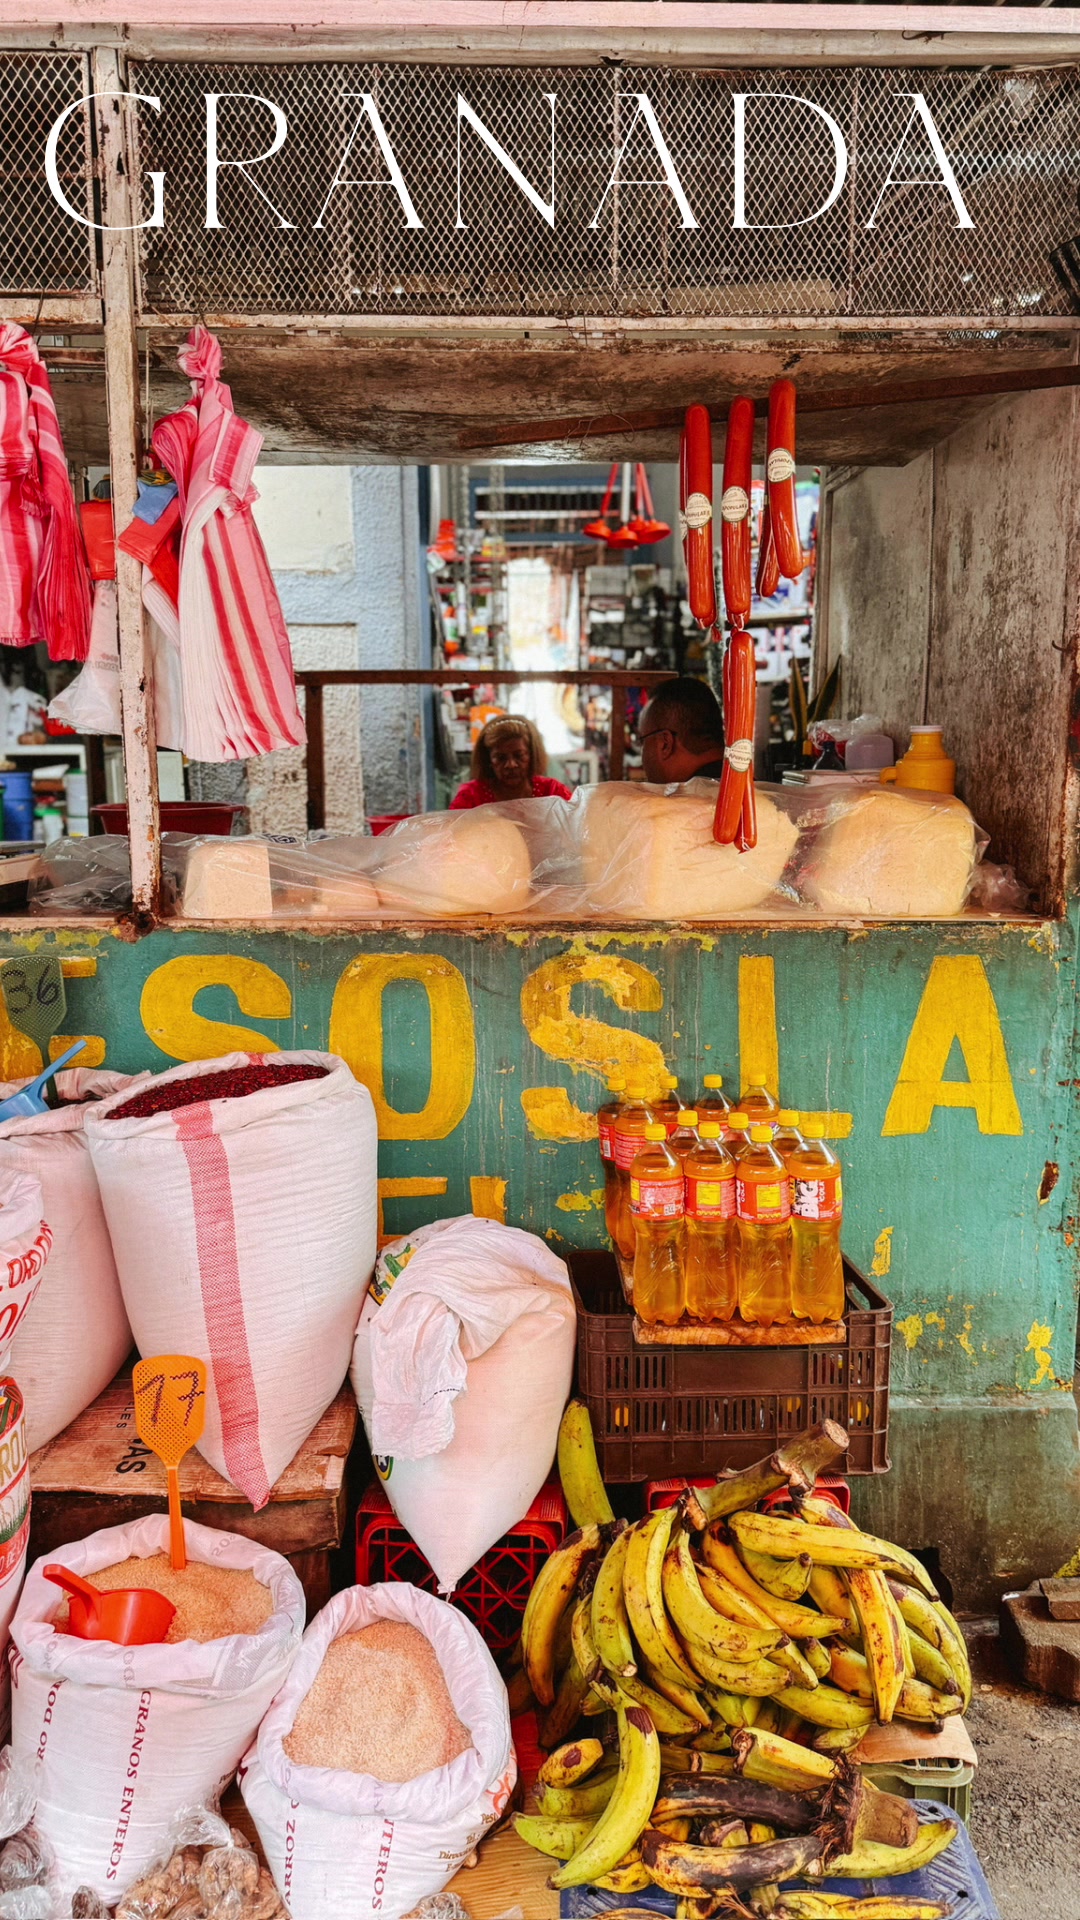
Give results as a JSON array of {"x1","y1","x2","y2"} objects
[
  {"x1": 132, "y1": 1355, "x2": 208, "y2": 1571},
  {"x1": 44, "y1": 1564, "x2": 176, "y2": 1646}
]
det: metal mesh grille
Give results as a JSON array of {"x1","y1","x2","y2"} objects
[
  {"x1": 0, "y1": 55, "x2": 95, "y2": 295},
  {"x1": 133, "y1": 62, "x2": 1080, "y2": 321}
]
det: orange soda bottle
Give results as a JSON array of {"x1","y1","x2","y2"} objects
[
  {"x1": 699, "y1": 1074, "x2": 732, "y2": 1129},
  {"x1": 735, "y1": 1123, "x2": 792, "y2": 1326},
  {"x1": 669, "y1": 1109, "x2": 701, "y2": 1165},
  {"x1": 598, "y1": 1075, "x2": 628, "y2": 1248},
  {"x1": 726, "y1": 1108, "x2": 752, "y2": 1148},
  {"x1": 683, "y1": 1121, "x2": 738, "y2": 1322},
  {"x1": 630, "y1": 1123, "x2": 685, "y2": 1327},
  {"x1": 655, "y1": 1073, "x2": 681, "y2": 1134},
  {"x1": 789, "y1": 1113, "x2": 845, "y2": 1323},
  {"x1": 773, "y1": 1109, "x2": 805, "y2": 1165},
  {"x1": 612, "y1": 1082, "x2": 654, "y2": 1260},
  {"x1": 740, "y1": 1070, "x2": 779, "y2": 1127}
]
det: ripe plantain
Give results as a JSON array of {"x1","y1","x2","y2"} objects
[
  {"x1": 778, "y1": 1899, "x2": 951, "y2": 1919},
  {"x1": 664, "y1": 1529, "x2": 785, "y2": 1659},
  {"x1": 592, "y1": 1524, "x2": 638, "y2": 1680},
  {"x1": 825, "y1": 1817, "x2": 958, "y2": 1878},
  {"x1": 828, "y1": 1642, "x2": 874, "y2": 1702},
  {"x1": 703, "y1": 1530, "x2": 846, "y2": 1638},
  {"x1": 513, "y1": 1814, "x2": 594, "y2": 1859},
  {"x1": 593, "y1": 1667, "x2": 704, "y2": 1738},
  {"x1": 624, "y1": 1509, "x2": 702, "y2": 1693},
  {"x1": 538, "y1": 1649, "x2": 592, "y2": 1751},
  {"x1": 593, "y1": 1854, "x2": 653, "y2": 1894},
  {"x1": 570, "y1": 1592, "x2": 602, "y2": 1688},
  {"x1": 800, "y1": 1498, "x2": 940, "y2": 1603},
  {"x1": 537, "y1": 1770, "x2": 617, "y2": 1819},
  {"x1": 768, "y1": 1639, "x2": 821, "y2": 1690},
  {"x1": 807, "y1": 1564, "x2": 859, "y2": 1637},
  {"x1": 640, "y1": 1657, "x2": 713, "y2": 1727},
  {"x1": 684, "y1": 1637, "x2": 793, "y2": 1698},
  {"x1": 731, "y1": 1728, "x2": 837, "y2": 1793},
  {"x1": 660, "y1": 1742, "x2": 735, "y2": 1773},
  {"x1": 641, "y1": 1829, "x2": 824, "y2": 1893},
  {"x1": 704, "y1": 1691, "x2": 761, "y2": 1730},
  {"x1": 813, "y1": 1725, "x2": 868, "y2": 1755},
  {"x1": 802, "y1": 1639, "x2": 832, "y2": 1681},
  {"x1": 521, "y1": 1523, "x2": 602, "y2": 1707},
  {"x1": 557, "y1": 1400, "x2": 615, "y2": 1528},
  {"x1": 896, "y1": 1676, "x2": 964, "y2": 1724},
  {"x1": 550, "y1": 1705, "x2": 662, "y2": 1890},
  {"x1": 931, "y1": 1599, "x2": 973, "y2": 1711},
  {"x1": 537, "y1": 1736, "x2": 606, "y2": 1790},
  {"x1": 739, "y1": 1543, "x2": 814, "y2": 1602},
  {"x1": 768, "y1": 1684, "x2": 874, "y2": 1732},
  {"x1": 906, "y1": 1629, "x2": 961, "y2": 1697}
]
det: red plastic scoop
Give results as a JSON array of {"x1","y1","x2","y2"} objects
[{"x1": 43, "y1": 1564, "x2": 176, "y2": 1646}]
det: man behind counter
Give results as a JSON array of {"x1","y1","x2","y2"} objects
[{"x1": 637, "y1": 677, "x2": 727, "y2": 785}]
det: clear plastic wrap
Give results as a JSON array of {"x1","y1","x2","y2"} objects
[
  {"x1": 114, "y1": 1807, "x2": 286, "y2": 1920},
  {"x1": 37, "y1": 783, "x2": 993, "y2": 924}
]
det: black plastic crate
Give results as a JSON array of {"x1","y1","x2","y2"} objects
[{"x1": 570, "y1": 1249, "x2": 891, "y2": 1482}]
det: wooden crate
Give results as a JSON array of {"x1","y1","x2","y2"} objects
[{"x1": 28, "y1": 1368, "x2": 357, "y2": 1616}]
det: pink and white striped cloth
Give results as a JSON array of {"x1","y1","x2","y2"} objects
[
  {"x1": 0, "y1": 325, "x2": 91, "y2": 661},
  {"x1": 151, "y1": 327, "x2": 305, "y2": 761}
]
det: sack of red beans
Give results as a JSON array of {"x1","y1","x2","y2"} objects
[{"x1": 85, "y1": 1052, "x2": 378, "y2": 1509}]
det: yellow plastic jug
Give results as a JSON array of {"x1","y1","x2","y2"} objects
[{"x1": 879, "y1": 725, "x2": 955, "y2": 795}]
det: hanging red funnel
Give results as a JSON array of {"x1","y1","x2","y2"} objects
[
  {"x1": 429, "y1": 518, "x2": 460, "y2": 563},
  {"x1": 607, "y1": 523, "x2": 640, "y2": 549},
  {"x1": 626, "y1": 464, "x2": 670, "y2": 545},
  {"x1": 44, "y1": 1564, "x2": 176, "y2": 1647},
  {"x1": 584, "y1": 462, "x2": 620, "y2": 543},
  {"x1": 583, "y1": 518, "x2": 614, "y2": 542}
]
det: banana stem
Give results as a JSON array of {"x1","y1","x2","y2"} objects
[{"x1": 697, "y1": 1424, "x2": 849, "y2": 1522}]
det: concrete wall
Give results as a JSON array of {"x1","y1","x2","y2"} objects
[
  {"x1": 240, "y1": 465, "x2": 426, "y2": 830},
  {"x1": 821, "y1": 389, "x2": 1080, "y2": 905}
]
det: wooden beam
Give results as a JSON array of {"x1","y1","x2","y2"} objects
[
  {"x1": 294, "y1": 668, "x2": 679, "y2": 687},
  {"x1": 94, "y1": 48, "x2": 160, "y2": 922},
  {"x1": 458, "y1": 364, "x2": 1080, "y2": 453}
]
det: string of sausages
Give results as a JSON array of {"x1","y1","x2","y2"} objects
[{"x1": 679, "y1": 380, "x2": 805, "y2": 848}]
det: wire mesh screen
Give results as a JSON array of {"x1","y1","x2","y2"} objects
[
  {"x1": 132, "y1": 63, "x2": 1080, "y2": 320},
  {"x1": 0, "y1": 54, "x2": 95, "y2": 295}
]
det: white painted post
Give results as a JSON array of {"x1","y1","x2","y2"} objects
[{"x1": 92, "y1": 48, "x2": 160, "y2": 919}]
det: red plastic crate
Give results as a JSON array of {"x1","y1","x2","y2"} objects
[
  {"x1": 647, "y1": 1473, "x2": 851, "y2": 1514},
  {"x1": 355, "y1": 1481, "x2": 567, "y2": 1654}
]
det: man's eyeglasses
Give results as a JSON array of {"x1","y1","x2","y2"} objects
[{"x1": 638, "y1": 726, "x2": 674, "y2": 745}]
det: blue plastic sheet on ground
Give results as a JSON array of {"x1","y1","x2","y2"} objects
[{"x1": 561, "y1": 1801, "x2": 1000, "y2": 1920}]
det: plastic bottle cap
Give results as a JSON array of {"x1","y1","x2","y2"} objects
[
  {"x1": 703, "y1": 1074, "x2": 724, "y2": 1090},
  {"x1": 778, "y1": 1110, "x2": 800, "y2": 1126},
  {"x1": 699, "y1": 1122, "x2": 722, "y2": 1139},
  {"x1": 627, "y1": 1083, "x2": 647, "y2": 1097},
  {"x1": 911, "y1": 724, "x2": 942, "y2": 734},
  {"x1": 728, "y1": 1111, "x2": 749, "y2": 1127},
  {"x1": 663, "y1": 1074, "x2": 678, "y2": 1090},
  {"x1": 677, "y1": 1110, "x2": 698, "y2": 1126},
  {"x1": 750, "y1": 1125, "x2": 774, "y2": 1144},
  {"x1": 803, "y1": 1112, "x2": 826, "y2": 1136},
  {"x1": 607, "y1": 1076, "x2": 627, "y2": 1092},
  {"x1": 644, "y1": 1123, "x2": 666, "y2": 1141},
  {"x1": 746, "y1": 1072, "x2": 770, "y2": 1088}
]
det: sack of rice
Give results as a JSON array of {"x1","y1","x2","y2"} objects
[
  {"x1": 0, "y1": 1070, "x2": 136, "y2": 1453},
  {"x1": 0, "y1": 1379, "x2": 31, "y2": 1744},
  {"x1": 10, "y1": 1515, "x2": 305, "y2": 1903},
  {"x1": 0, "y1": 1172, "x2": 51, "y2": 1375},
  {"x1": 351, "y1": 1216, "x2": 576, "y2": 1592},
  {"x1": 85, "y1": 1053, "x2": 378, "y2": 1509},
  {"x1": 240, "y1": 1582, "x2": 515, "y2": 1920}
]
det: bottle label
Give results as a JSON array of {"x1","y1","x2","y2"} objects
[
  {"x1": 614, "y1": 1126, "x2": 643, "y2": 1171},
  {"x1": 598, "y1": 1119, "x2": 614, "y2": 1161},
  {"x1": 736, "y1": 1177, "x2": 791, "y2": 1224},
  {"x1": 793, "y1": 1173, "x2": 843, "y2": 1222},
  {"x1": 686, "y1": 1173, "x2": 735, "y2": 1220},
  {"x1": 630, "y1": 1176, "x2": 684, "y2": 1219}
]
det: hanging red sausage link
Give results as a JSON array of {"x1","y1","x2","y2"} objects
[
  {"x1": 713, "y1": 627, "x2": 756, "y2": 846},
  {"x1": 756, "y1": 499, "x2": 780, "y2": 600},
  {"x1": 681, "y1": 404, "x2": 717, "y2": 629},
  {"x1": 720, "y1": 396, "x2": 754, "y2": 629},
  {"x1": 766, "y1": 379, "x2": 804, "y2": 581}
]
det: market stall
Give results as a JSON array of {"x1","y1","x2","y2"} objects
[{"x1": 0, "y1": 8, "x2": 1073, "y2": 1916}]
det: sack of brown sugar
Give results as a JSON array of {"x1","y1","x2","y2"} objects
[
  {"x1": 240, "y1": 1582, "x2": 516, "y2": 1920},
  {"x1": 10, "y1": 1516, "x2": 305, "y2": 1905}
]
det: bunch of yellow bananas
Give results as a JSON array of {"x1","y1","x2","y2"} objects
[{"x1": 509, "y1": 1407, "x2": 968, "y2": 1908}]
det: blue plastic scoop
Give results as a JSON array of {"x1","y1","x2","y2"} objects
[{"x1": 0, "y1": 1040, "x2": 87, "y2": 1123}]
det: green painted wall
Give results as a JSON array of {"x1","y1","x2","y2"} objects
[{"x1": 4, "y1": 914, "x2": 1076, "y2": 1407}]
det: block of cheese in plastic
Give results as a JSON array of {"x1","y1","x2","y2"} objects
[
  {"x1": 800, "y1": 787, "x2": 977, "y2": 917},
  {"x1": 182, "y1": 839, "x2": 273, "y2": 918},
  {"x1": 374, "y1": 810, "x2": 533, "y2": 917},
  {"x1": 577, "y1": 782, "x2": 798, "y2": 919},
  {"x1": 267, "y1": 838, "x2": 381, "y2": 918}
]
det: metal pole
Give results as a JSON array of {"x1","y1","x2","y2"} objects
[{"x1": 92, "y1": 48, "x2": 160, "y2": 920}]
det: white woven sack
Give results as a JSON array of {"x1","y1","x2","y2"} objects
[
  {"x1": 10, "y1": 1514, "x2": 305, "y2": 1902},
  {"x1": 0, "y1": 1070, "x2": 137, "y2": 1453},
  {"x1": 240, "y1": 1582, "x2": 516, "y2": 1920},
  {"x1": 0, "y1": 1171, "x2": 51, "y2": 1375},
  {"x1": 350, "y1": 1217, "x2": 575, "y2": 1591},
  {"x1": 85, "y1": 1052, "x2": 378, "y2": 1509}
]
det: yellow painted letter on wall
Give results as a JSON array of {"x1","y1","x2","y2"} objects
[
  {"x1": 882, "y1": 956, "x2": 1023, "y2": 1136},
  {"x1": 330, "y1": 953, "x2": 475, "y2": 1140},
  {"x1": 141, "y1": 956, "x2": 289, "y2": 1061},
  {"x1": 520, "y1": 953, "x2": 665, "y2": 1141}
]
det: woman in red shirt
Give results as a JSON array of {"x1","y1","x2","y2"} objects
[{"x1": 451, "y1": 714, "x2": 573, "y2": 810}]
